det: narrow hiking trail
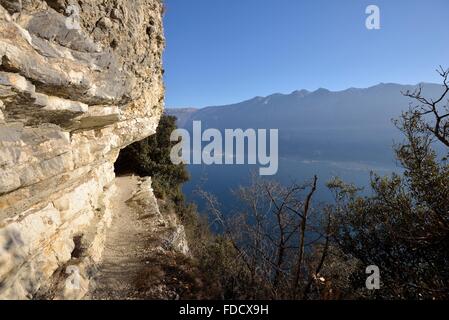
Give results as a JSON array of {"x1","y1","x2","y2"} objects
[
  {"x1": 87, "y1": 176, "x2": 205, "y2": 300},
  {"x1": 88, "y1": 176, "x2": 147, "y2": 299}
]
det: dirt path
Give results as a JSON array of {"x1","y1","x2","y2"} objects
[
  {"x1": 87, "y1": 175, "x2": 219, "y2": 300},
  {"x1": 88, "y1": 176, "x2": 159, "y2": 299}
]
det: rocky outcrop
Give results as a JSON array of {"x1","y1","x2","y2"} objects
[{"x1": 0, "y1": 0, "x2": 168, "y2": 299}]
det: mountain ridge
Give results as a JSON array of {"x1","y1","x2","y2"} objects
[
  {"x1": 167, "y1": 82, "x2": 445, "y2": 163},
  {"x1": 167, "y1": 82, "x2": 441, "y2": 112}
]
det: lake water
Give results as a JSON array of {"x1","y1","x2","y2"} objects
[{"x1": 183, "y1": 156, "x2": 399, "y2": 217}]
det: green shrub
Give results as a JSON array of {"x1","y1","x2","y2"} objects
[{"x1": 115, "y1": 114, "x2": 189, "y2": 205}]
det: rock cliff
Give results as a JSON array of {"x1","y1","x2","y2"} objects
[{"x1": 0, "y1": 0, "x2": 178, "y2": 299}]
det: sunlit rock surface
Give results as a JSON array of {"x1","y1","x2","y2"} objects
[{"x1": 0, "y1": 0, "x2": 168, "y2": 299}]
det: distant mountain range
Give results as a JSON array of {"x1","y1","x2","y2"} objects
[
  {"x1": 167, "y1": 83, "x2": 444, "y2": 164},
  {"x1": 167, "y1": 82, "x2": 446, "y2": 211}
]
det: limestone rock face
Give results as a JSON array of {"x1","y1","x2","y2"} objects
[{"x1": 0, "y1": 0, "x2": 165, "y2": 299}]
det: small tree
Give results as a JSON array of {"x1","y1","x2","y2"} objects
[
  {"x1": 198, "y1": 175, "x2": 348, "y2": 299},
  {"x1": 332, "y1": 67, "x2": 449, "y2": 299}
]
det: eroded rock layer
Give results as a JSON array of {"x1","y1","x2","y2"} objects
[{"x1": 0, "y1": 0, "x2": 165, "y2": 299}]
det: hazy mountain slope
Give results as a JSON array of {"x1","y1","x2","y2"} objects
[
  {"x1": 166, "y1": 108, "x2": 198, "y2": 127},
  {"x1": 167, "y1": 83, "x2": 444, "y2": 163}
]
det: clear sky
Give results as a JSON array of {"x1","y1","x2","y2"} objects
[{"x1": 163, "y1": 0, "x2": 449, "y2": 108}]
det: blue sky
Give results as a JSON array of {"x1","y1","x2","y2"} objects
[{"x1": 163, "y1": 0, "x2": 449, "y2": 108}]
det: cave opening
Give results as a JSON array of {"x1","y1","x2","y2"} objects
[
  {"x1": 113, "y1": 114, "x2": 190, "y2": 200},
  {"x1": 114, "y1": 140, "x2": 144, "y2": 177}
]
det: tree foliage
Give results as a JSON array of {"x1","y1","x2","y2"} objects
[
  {"x1": 332, "y1": 68, "x2": 449, "y2": 299},
  {"x1": 115, "y1": 114, "x2": 189, "y2": 204}
]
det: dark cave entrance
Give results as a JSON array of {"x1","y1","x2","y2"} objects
[{"x1": 114, "y1": 140, "x2": 145, "y2": 177}]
